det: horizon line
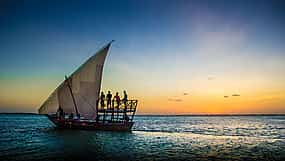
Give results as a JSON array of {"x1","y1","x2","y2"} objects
[{"x1": 0, "y1": 112, "x2": 285, "y2": 117}]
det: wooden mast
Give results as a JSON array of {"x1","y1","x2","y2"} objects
[{"x1": 65, "y1": 76, "x2": 79, "y2": 117}]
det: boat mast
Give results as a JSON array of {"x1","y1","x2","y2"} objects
[{"x1": 65, "y1": 76, "x2": 79, "y2": 116}]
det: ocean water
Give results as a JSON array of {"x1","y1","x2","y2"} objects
[{"x1": 0, "y1": 114, "x2": 285, "y2": 161}]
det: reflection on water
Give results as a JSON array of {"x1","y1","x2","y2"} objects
[{"x1": 0, "y1": 114, "x2": 284, "y2": 160}]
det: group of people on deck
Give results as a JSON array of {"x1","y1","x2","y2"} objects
[
  {"x1": 56, "y1": 90, "x2": 129, "y2": 120},
  {"x1": 100, "y1": 90, "x2": 128, "y2": 109}
]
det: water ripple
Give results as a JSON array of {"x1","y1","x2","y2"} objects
[{"x1": 0, "y1": 114, "x2": 284, "y2": 160}]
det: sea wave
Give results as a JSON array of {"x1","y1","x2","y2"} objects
[{"x1": 132, "y1": 116, "x2": 285, "y2": 139}]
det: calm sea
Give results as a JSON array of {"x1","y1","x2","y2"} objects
[{"x1": 0, "y1": 114, "x2": 284, "y2": 161}]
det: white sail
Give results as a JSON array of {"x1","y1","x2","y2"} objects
[
  {"x1": 38, "y1": 87, "x2": 60, "y2": 114},
  {"x1": 39, "y1": 42, "x2": 112, "y2": 119}
]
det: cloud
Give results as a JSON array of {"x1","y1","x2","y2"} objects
[
  {"x1": 232, "y1": 94, "x2": 240, "y2": 97},
  {"x1": 224, "y1": 95, "x2": 229, "y2": 98},
  {"x1": 208, "y1": 76, "x2": 215, "y2": 80},
  {"x1": 168, "y1": 98, "x2": 183, "y2": 102},
  {"x1": 183, "y1": 92, "x2": 189, "y2": 96}
]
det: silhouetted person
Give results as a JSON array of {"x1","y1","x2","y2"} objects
[
  {"x1": 57, "y1": 106, "x2": 64, "y2": 119},
  {"x1": 69, "y1": 112, "x2": 74, "y2": 119},
  {"x1": 123, "y1": 90, "x2": 128, "y2": 106},
  {"x1": 100, "y1": 91, "x2": 105, "y2": 109},
  {"x1": 114, "y1": 92, "x2": 120, "y2": 109},
  {"x1": 112, "y1": 99, "x2": 115, "y2": 109},
  {"x1": 107, "y1": 91, "x2": 112, "y2": 109}
]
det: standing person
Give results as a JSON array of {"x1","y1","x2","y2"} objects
[
  {"x1": 57, "y1": 106, "x2": 64, "y2": 119},
  {"x1": 69, "y1": 112, "x2": 74, "y2": 119},
  {"x1": 114, "y1": 92, "x2": 120, "y2": 109},
  {"x1": 122, "y1": 90, "x2": 128, "y2": 121},
  {"x1": 112, "y1": 99, "x2": 115, "y2": 109},
  {"x1": 100, "y1": 91, "x2": 105, "y2": 109},
  {"x1": 123, "y1": 90, "x2": 128, "y2": 106},
  {"x1": 106, "y1": 91, "x2": 112, "y2": 109}
]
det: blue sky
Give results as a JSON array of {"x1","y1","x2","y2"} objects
[{"x1": 0, "y1": 0, "x2": 285, "y2": 113}]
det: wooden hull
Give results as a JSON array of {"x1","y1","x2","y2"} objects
[{"x1": 46, "y1": 115, "x2": 134, "y2": 132}]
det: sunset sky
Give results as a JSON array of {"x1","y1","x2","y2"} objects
[{"x1": 0, "y1": 0, "x2": 285, "y2": 114}]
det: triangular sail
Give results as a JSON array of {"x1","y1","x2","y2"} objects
[{"x1": 38, "y1": 42, "x2": 112, "y2": 119}]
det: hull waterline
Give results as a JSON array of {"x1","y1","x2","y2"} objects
[{"x1": 46, "y1": 115, "x2": 134, "y2": 132}]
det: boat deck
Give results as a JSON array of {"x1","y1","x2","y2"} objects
[{"x1": 97, "y1": 99, "x2": 138, "y2": 123}]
